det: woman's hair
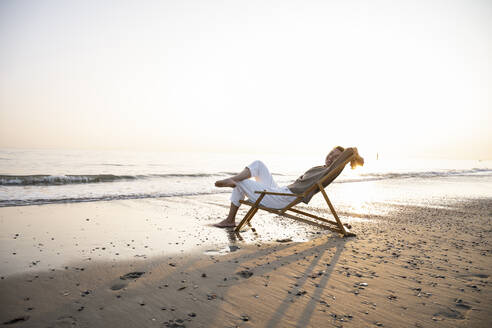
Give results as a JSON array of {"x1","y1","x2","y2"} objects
[
  {"x1": 350, "y1": 148, "x2": 364, "y2": 169},
  {"x1": 334, "y1": 146, "x2": 345, "y2": 152}
]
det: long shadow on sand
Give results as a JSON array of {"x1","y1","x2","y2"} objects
[
  {"x1": 264, "y1": 238, "x2": 344, "y2": 328},
  {"x1": 202, "y1": 226, "x2": 348, "y2": 327}
]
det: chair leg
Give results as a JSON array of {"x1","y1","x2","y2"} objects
[
  {"x1": 317, "y1": 183, "x2": 349, "y2": 236},
  {"x1": 234, "y1": 192, "x2": 266, "y2": 232},
  {"x1": 235, "y1": 206, "x2": 256, "y2": 232},
  {"x1": 245, "y1": 207, "x2": 260, "y2": 224}
]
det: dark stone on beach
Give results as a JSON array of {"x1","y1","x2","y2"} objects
[
  {"x1": 169, "y1": 262, "x2": 176, "y2": 267},
  {"x1": 276, "y1": 238, "x2": 292, "y2": 243},
  {"x1": 188, "y1": 312, "x2": 196, "y2": 317},
  {"x1": 296, "y1": 290, "x2": 307, "y2": 296},
  {"x1": 3, "y1": 316, "x2": 29, "y2": 325},
  {"x1": 229, "y1": 245, "x2": 240, "y2": 252},
  {"x1": 178, "y1": 286, "x2": 186, "y2": 291},
  {"x1": 310, "y1": 271, "x2": 325, "y2": 279},
  {"x1": 77, "y1": 306, "x2": 84, "y2": 312},
  {"x1": 201, "y1": 273, "x2": 207, "y2": 278},
  {"x1": 241, "y1": 314, "x2": 250, "y2": 321},
  {"x1": 237, "y1": 270, "x2": 253, "y2": 278},
  {"x1": 81, "y1": 290, "x2": 91, "y2": 296},
  {"x1": 120, "y1": 271, "x2": 145, "y2": 280}
]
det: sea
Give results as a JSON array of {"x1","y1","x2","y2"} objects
[{"x1": 0, "y1": 148, "x2": 491, "y2": 209}]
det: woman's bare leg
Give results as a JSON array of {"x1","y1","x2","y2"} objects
[
  {"x1": 213, "y1": 203, "x2": 239, "y2": 227},
  {"x1": 215, "y1": 167, "x2": 252, "y2": 188},
  {"x1": 214, "y1": 166, "x2": 253, "y2": 227}
]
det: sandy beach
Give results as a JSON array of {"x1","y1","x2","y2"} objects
[
  {"x1": 2, "y1": 0, "x2": 491, "y2": 326},
  {"x1": 0, "y1": 194, "x2": 490, "y2": 327}
]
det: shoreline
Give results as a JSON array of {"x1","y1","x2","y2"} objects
[
  {"x1": 0, "y1": 196, "x2": 491, "y2": 327},
  {"x1": 0, "y1": 194, "x2": 334, "y2": 277}
]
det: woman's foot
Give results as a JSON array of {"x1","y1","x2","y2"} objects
[
  {"x1": 215, "y1": 178, "x2": 237, "y2": 188},
  {"x1": 213, "y1": 218, "x2": 236, "y2": 228}
]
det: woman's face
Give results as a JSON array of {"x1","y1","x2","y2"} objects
[{"x1": 325, "y1": 148, "x2": 343, "y2": 167}]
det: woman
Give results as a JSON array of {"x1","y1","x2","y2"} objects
[{"x1": 214, "y1": 146, "x2": 363, "y2": 228}]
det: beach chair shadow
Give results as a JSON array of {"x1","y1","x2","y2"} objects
[
  {"x1": 234, "y1": 149, "x2": 358, "y2": 238},
  {"x1": 223, "y1": 222, "x2": 261, "y2": 243},
  {"x1": 266, "y1": 239, "x2": 345, "y2": 328}
]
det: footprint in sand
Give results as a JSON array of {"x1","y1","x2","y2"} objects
[
  {"x1": 110, "y1": 282, "x2": 127, "y2": 291},
  {"x1": 432, "y1": 307, "x2": 465, "y2": 321},
  {"x1": 3, "y1": 316, "x2": 29, "y2": 325},
  {"x1": 459, "y1": 273, "x2": 489, "y2": 279},
  {"x1": 52, "y1": 316, "x2": 78, "y2": 328},
  {"x1": 120, "y1": 271, "x2": 145, "y2": 280},
  {"x1": 110, "y1": 271, "x2": 145, "y2": 291},
  {"x1": 454, "y1": 299, "x2": 472, "y2": 310}
]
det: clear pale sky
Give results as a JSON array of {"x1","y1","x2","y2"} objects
[{"x1": 0, "y1": 0, "x2": 490, "y2": 159}]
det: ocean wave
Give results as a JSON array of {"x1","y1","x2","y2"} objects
[
  {"x1": 100, "y1": 163, "x2": 134, "y2": 167},
  {"x1": 0, "y1": 173, "x2": 226, "y2": 186},
  {"x1": 0, "y1": 174, "x2": 139, "y2": 186},
  {"x1": 1, "y1": 168, "x2": 490, "y2": 186},
  {"x1": 357, "y1": 168, "x2": 492, "y2": 181},
  {"x1": 0, "y1": 190, "x2": 230, "y2": 207}
]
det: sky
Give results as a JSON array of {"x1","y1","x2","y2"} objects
[{"x1": 0, "y1": 0, "x2": 490, "y2": 159}]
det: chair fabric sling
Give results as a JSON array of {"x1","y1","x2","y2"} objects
[{"x1": 234, "y1": 148, "x2": 357, "y2": 237}]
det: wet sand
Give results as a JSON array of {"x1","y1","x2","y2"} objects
[{"x1": 0, "y1": 196, "x2": 491, "y2": 327}]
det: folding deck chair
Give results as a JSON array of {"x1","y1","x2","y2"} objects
[{"x1": 234, "y1": 149, "x2": 358, "y2": 237}]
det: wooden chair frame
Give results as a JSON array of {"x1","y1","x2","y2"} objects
[{"x1": 234, "y1": 155, "x2": 356, "y2": 237}]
